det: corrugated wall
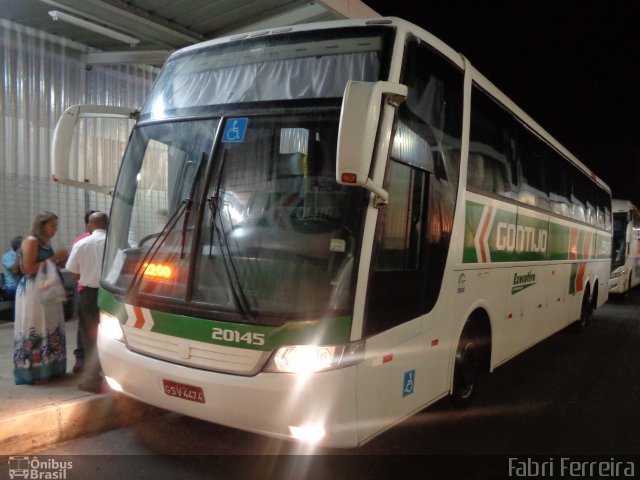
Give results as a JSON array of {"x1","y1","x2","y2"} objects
[{"x1": 0, "y1": 18, "x2": 157, "y2": 253}]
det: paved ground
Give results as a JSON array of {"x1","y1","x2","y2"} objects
[
  {"x1": 0, "y1": 317, "x2": 162, "y2": 459},
  {"x1": 0, "y1": 319, "x2": 89, "y2": 415}
]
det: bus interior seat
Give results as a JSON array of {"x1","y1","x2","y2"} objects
[
  {"x1": 485, "y1": 156, "x2": 507, "y2": 194},
  {"x1": 550, "y1": 200, "x2": 571, "y2": 217},
  {"x1": 585, "y1": 202, "x2": 597, "y2": 225},
  {"x1": 570, "y1": 195, "x2": 586, "y2": 222},
  {"x1": 549, "y1": 192, "x2": 571, "y2": 217},
  {"x1": 467, "y1": 153, "x2": 484, "y2": 190},
  {"x1": 517, "y1": 182, "x2": 549, "y2": 210},
  {"x1": 276, "y1": 152, "x2": 305, "y2": 178}
]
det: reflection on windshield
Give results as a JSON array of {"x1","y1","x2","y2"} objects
[
  {"x1": 102, "y1": 113, "x2": 367, "y2": 322},
  {"x1": 611, "y1": 213, "x2": 627, "y2": 266},
  {"x1": 103, "y1": 120, "x2": 218, "y2": 299},
  {"x1": 193, "y1": 113, "x2": 365, "y2": 318},
  {"x1": 141, "y1": 27, "x2": 389, "y2": 121}
]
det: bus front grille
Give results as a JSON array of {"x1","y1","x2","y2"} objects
[{"x1": 122, "y1": 326, "x2": 268, "y2": 375}]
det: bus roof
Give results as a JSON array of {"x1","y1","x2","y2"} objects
[
  {"x1": 612, "y1": 199, "x2": 639, "y2": 213},
  {"x1": 165, "y1": 16, "x2": 610, "y2": 194}
]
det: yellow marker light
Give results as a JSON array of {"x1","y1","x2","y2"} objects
[
  {"x1": 143, "y1": 262, "x2": 173, "y2": 279},
  {"x1": 99, "y1": 311, "x2": 124, "y2": 341}
]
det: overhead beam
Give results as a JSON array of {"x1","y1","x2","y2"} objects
[
  {"x1": 228, "y1": 2, "x2": 333, "y2": 34},
  {"x1": 40, "y1": 0, "x2": 204, "y2": 47},
  {"x1": 85, "y1": 50, "x2": 172, "y2": 66}
]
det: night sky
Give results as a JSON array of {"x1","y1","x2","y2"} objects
[{"x1": 363, "y1": 0, "x2": 640, "y2": 204}]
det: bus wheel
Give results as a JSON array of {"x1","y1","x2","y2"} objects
[
  {"x1": 451, "y1": 323, "x2": 480, "y2": 407},
  {"x1": 571, "y1": 288, "x2": 592, "y2": 333}
]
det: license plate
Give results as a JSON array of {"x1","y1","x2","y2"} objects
[{"x1": 162, "y1": 379, "x2": 205, "y2": 403}]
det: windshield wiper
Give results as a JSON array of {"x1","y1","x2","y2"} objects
[
  {"x1": 179, "y1": 153, "x2": 207, "y2": 259},
  {"x1": 128, "y1": 197, "x2": 191, "y2": 298},
  {"x1": 207, "y1": 152, "x2": 254, "y2": 321},
  {"x1": 128, "y1": 151, "x2": 210, "y2": 297}
]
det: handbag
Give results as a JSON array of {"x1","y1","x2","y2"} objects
[{"x1": 36, "y1": 259, "x2": 66, "y2": 304}]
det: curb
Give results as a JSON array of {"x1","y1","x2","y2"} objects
[{"x1": 0, "y1": 393, "x2": 164, "y2": 457}]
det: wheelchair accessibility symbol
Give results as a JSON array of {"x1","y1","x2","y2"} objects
[
  {"x1": 403, "y1": 369, "x2": 415, "y2": 397},
  {"x1": 222, "y1": 118, "x2": 249, "y2": 143}
]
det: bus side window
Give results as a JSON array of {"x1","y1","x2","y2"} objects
[
  {"x1": 517, "y1": 127, "x2": 549, "y2": 211},
  {"x1": 468, "y1": 86, "x2": 517, "y2": 198},
  {"x1": 633, "y1": 211, "x2": 640, "y2": 240},
  {"x1": 366, "y1": 161, "x2": 427, "y2": 333},
  {"x1": 570, "y1": 168, "x2": 589, "y2": 223},
  {"x1": 375, "y1": 161, "x2": 424, "y2": 271},
  {"x1": 596, "y1": 190, "x2": 610, "y2": 230},
  {"x1": 546, "y1": 154, "x2": 572, "y2": 218}
]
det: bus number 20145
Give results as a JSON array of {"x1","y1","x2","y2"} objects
[{"x1": 212, "y1": 327, "x2": 265, "y2": 346}]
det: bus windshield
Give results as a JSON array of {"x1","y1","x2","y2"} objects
[
  {"x1": 102, "y1": 112, "x2": 367, "y2": 322},
  {"x1": 140, "y1": 27, "x2": 391, "y2": 121},
  {"x1": 612, "y1": 212, "x2": 627, "y2": 267}
]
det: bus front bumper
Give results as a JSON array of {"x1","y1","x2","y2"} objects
[
  {"x1": 609, "y1": 269, "x2": 628, "y2": 294},
  {"x1": 97, "y1": 326, "x2": 360, "y2": 448}
]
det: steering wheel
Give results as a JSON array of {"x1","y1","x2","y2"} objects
[{"x1": 138, "y1": 232, "x2": 162, "y2": 247}]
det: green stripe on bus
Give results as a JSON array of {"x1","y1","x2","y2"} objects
[
  {"x1": 488, "y1": 208, "x2": 519, "y2": 262},
  {"x1": 98, "y1": 288, "x2": 127, "y2": 322},
  {"x1": 512, "y1": 214, "x2": 547, "y2": 262},
  {"x1": 463, "y1": 199, "x2": 611, "y2": 264},
  {"x1": 463, "y1": 201, "x2": 484, "y2": 263},
  {"x1": 98, "y1": 289, "x2": 352, "y2": 350},
  {"x1": 547, "y1": 222, "x2": 570, "y2": 260}
]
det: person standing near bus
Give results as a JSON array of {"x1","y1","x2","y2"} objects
[
  {"x1": 66, "y1": 212, "x2": 108, "y2": 393},
  {"x1": 14, "y1": 212, "x2": 68, "y2": 385},
  {"x1": 69, "y1": 210, "x2": 97, "y2": 374},
  {"x1": 2, "y1": 236, "x2": 23, "y2": 300}
]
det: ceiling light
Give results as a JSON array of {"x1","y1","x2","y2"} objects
[{"x1": 48, "y1": 10, "x2": 140, "y2": 46}]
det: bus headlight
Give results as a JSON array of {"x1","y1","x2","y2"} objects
[
  {"x1": 105, "y1": 376, "x2": 123, "y2": 392},
  {"x1": 263, "y1": 341, "x2": 364, "y2": 373},
  {"x1": 100, "y1": 311, "x2": 124, "y2": 342},
  {"x1": 289, "y1": 424, "x2": 325, "y2": 442}
]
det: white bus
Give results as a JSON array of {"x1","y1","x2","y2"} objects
[
  {"x1": 53, "y1": 17, "x2": 612, "y2": 447},
  {"x1": 609, "y1": 199, "x2": 640, "y2": 295}
]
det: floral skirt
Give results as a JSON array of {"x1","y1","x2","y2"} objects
[{"x1": 13, "y1": 277, "x2": 67, "y2": 384}]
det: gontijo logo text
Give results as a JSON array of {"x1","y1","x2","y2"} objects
[
  {"x1": 496, "y1": 221, "x2": 548, "y2": 253},
  {"x1": 466, "y1": 202, "x2": 550, "y2": 264}
]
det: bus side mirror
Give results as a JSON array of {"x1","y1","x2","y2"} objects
[
  {"x1": 336, "y1": 80, "x2": 408, "y2": 205},
  {"x1": 52, "y1": 104, "x2": 138, "y2": 195}
]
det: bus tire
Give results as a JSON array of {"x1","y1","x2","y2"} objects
[
  {"x1": 451, "y1": 322, "x2": 481, "y2": 408},
  {"x1": 571, "y1": 287, "x2": 592, "y2": 333}
]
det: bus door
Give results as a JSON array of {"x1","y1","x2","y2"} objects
[
  {"x1": 632, "y1": 209, "x2": 640, "y2": 285},
  {"x1": 356, "y1": 158, "x2": 437, "y2": 442},
  {"x1": 339, "y1": 34, "x2": 464, "y2": 442}
]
